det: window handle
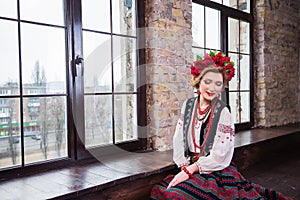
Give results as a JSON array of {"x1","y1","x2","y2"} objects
[
  {"x1": 75, "y1": 55, "x2": 84, "y2": 65},
  {"x1": 73, "y1": 55, "x2": 84, "y2": 77}
]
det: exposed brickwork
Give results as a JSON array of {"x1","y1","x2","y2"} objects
[
  {"x1": 145, "y1": 0, "x2": 193, "y2": 151},
  {"x1": 254, "y1": 0, "x2": 300, "y2": 127}
]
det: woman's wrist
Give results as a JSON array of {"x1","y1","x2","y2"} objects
[
  {"x1": 180, "y1": 165, "x2": 187, "y2": 170},
  {"x1": 187, "y1": 163, "x2": 199, "y2": 174},
  {"x1": 182, "y1": 166, "x2": 193, "y2": 178}
]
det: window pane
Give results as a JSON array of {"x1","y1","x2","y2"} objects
[
  {"x1": 240, "y1": 21, "x2": 250, "y2": 54},
  {"x1": 115, "y1": 94, "x2": 137, "y2": 143},
  {"x1": 0, "y1": 20, "x2": 20, "y2": 94},
  {"x1": 112, "y1": 0, "x2": 136, "y2": 36},
  {"x1": 85, "y1": 95, "x2": 113, "y2": 147},
  {"x1": 0, "y1": 98, "x2": 21, "y2": 169},
  {"x1": 21, "y1": 23, "x2": 66, "y2": 95},
  {"x1": 0, "y1": 0, "x2": 17, "y2": 18},
  {"x1": 82, "y1": 0, "x2": 110, "y2": 32},
  {"x1": 113, "y1": 36, "x2": 137, "y2": 92},
  {"x1": 228, "y1": 18, "x2": 239, "y2": 52},
  {"x1": 24, "y1": 96, "x2": 67, "y2": 164},
  {"x1": 192, "y1": 48, "x2": 205, "y2": 60},
  {"x1": 83, "y1": 32, "x2": 112, "y2": 93},
  {"x1": 205, "y1": 7, "x2": 220, "y2": 49},
  {"x1": 210, "y1": 0, "x2": 222, "y2": 4},
  {"x1": 240, "y1": 54, "x2": 250, "y2": 90},
  {"x1": 229, "y1": 92, "x2": 240, "y2": 123},
  {"x1": 192, "y1": 3, "x2": 204, "y2": 47},
  {"x1": 238, "y1": 0, "x2": 250, "y2": 13},
  {"x1": 228, "y1": 53, "x2": 239, "y2": 91},
  {"x1": 20, "y1": 0, "x2": 64, "y2": 26},
  {"x1": 224, "y1": 0, "x2": 238, "y2": 9},
  {"x1": 240, "y1": 92, "x2": 250, "y2": 122}
]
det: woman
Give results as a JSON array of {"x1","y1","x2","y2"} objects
[{"x1": 150, "y1": 51, "x2": 292, "y2": 200}]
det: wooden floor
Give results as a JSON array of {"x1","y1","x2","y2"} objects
[
  {"x1": 242, "y1": 148, "x2": 300, "y2": 199},
  {"x1": 0, "y1": 123, "x2": 299, "y2": 199}
]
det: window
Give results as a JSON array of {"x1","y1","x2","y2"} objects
[
  {"x1": 192, "y1": 0, "x2": 253, "y2": 129},
  {"x1": 211, "y1": 0, "x2": 251, "y2": 13},
  {"x1": 81, "y1": 0, "x2": 138, "y2": 148},
  {"x1": 0, "y1": 0, "x2": 144, "y2": 173},
  {"x1": 192, "y1": 4, "x2": 221, "y2": 57},
  {"x1": 228, "y1": 18, "x2": 251, "y2": 124}
]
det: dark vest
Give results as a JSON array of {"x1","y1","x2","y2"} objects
[{"x1": 182, "y1": 97, "x2": 228, "y2": 157}]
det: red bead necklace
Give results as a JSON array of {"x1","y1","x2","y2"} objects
[
  {"x1": 197, "y1": 98, "x2": 210, "y2": 115},
  {"x1": 191, "y1": 98, "x2": 216, "y2": 156}
]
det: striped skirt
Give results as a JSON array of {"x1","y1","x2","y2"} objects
[{"x1": 150, "y1": 163, "x2": 293, "y2": 200}]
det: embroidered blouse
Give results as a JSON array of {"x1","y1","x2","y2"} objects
[{"x1": 173, "y1": 98, "x2": 235, "y2": 174}]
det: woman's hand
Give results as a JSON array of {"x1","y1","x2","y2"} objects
[
  {"x1": 167, "y1": 163, "x2": 199, "y2": 189},
  {"x1": 167, "y1": 170, "x2": 189, "y2": 189}
]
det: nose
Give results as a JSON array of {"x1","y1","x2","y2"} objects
[{"x1": 207, "y1": 84, "x2": 215, "y2": 92}]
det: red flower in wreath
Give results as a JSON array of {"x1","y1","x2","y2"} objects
[{"x1": 190, "y1": 51, "x2": 235, "y2": 81}]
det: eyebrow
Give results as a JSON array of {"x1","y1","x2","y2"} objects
[{"x1": 204, "y1": 78, "x2": 222, "y2": 83}]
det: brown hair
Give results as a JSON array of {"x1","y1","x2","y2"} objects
[{"x1": 190, "y1": 66, "x2": 228, "y2": 89}]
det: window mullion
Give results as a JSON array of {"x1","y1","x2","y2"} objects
[{"x1": 70, "y1": 0, "x2": 87, "y2": 159}]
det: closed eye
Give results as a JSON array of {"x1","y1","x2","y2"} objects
[
  {"x1": 204, "y1": 80, "x2": 212, "y2": 84},
  {"x1": 216, "y1": 82, "x2": 223, "y2": 87}
]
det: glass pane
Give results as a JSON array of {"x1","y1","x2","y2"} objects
[
  {"x1": 192, "y1": 48, "x2": 205, "y2": 60},
  {"x1": 205, "y1": 7, "x2": 220, "y2": 50},
  {"x1": 112, "y1": 0, "x2": 136, "y2": 36},
  {"x1": 83, "y1": 31, "x2": 112, "y2": 93},
  {"x1": 240, "y1": 54, "x2": 250, "y2": 90},
  {"x1": 192, "y1": 3, "x2": 204, "y2": 47},
  {"x1": 85, "y1": 95, "x2": 113, "y2": 147},
  {"x1": 0, "y1": 20, "x2": 20, "y2": 94},
  {"x1": 24, "y1": 96, "x2": 67, "y2": 164},
  {"x1": 113, "y1": 36, "x2": 137, "y2": 92},
  {"x1": 228, "y1": 53, "x2": 239, "y2": 91},
  {"x1": 228, "y1": 18, "x2": 239, "y2": 52},
  {"x1": 21, "y1": 23, "x2": 66, "y2": 95},
  {"x1": 0, "y1": 98, "x2": 21, "y2": 169},
  {"x1": 115, "y1": 94, "x2": 137, "y2": 143},
  {"x1": 210, "y1": 0, "x2": 222, "y2": 3},
  {"x1": 240, "y1": 21, "x2": 250, "y2": 54},
  {"x1": 20, "y1": 0, "x2": 64, "y2": 26},
  {"x1": 238, "y1": 0, "x2": 250, "y2": 13},
  {"x1": 82, "y1": 0, "x2": 110, "y2": 32},
  {"x1": 240, "y1": 92, "x2": 250, "y2": 123},
  {"x1": 224, "y1": 0, "x2": 238, "y2": 9},
  {"x1": 229, "y1": 92, "x2": 240, "y2": 123},
  {"x1": 0, "y1": 0, "x2": 17, "y2": 18}
]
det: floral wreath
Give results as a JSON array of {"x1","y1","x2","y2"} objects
[{"x1": 190, "y1": 51, "x2": 235, "y2": 81}]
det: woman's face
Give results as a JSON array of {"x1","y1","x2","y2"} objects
[{"x1": 199, "y1": 71, "x2": 223, "y2": 102}]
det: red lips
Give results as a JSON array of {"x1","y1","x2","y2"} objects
[{"x1": 206, "y1": 91, "x2": 215, "y2": 97}]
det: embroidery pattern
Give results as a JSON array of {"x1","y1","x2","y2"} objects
[
  {"x1": 177, "y1": 114, "x2": 184, "y2": 126},
  {"x1": 179, "y1": 113, "x2": 184, "y2": 121},
  {"x1": 218, "y1": 124, "x2": 234, "y2": 135}
]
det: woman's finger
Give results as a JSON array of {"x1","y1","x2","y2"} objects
[{"x1": 167, "y1": 177, "x2": 179, "y2": 189}]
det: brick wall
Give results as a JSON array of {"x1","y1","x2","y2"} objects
[
  {"x1": 145, "y1": 0, "x2": 193, "y2": 151},
  {"x1": 254, "y1": 0, "x2": 300, "y2": 127}
]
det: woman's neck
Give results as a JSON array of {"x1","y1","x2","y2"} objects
[{"x1": 199, "y1": 95, "x2": 210, "y2": 108}]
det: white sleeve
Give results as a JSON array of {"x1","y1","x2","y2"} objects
[
  {"x1": 173, "y1": 100, "x2": 190, "y2": 167},
  {"x1": 196, "y1": 107, "x2": 235, "y2": 174}
]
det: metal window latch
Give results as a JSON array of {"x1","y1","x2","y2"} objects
[
  {"x1": 73, "y1": 55, "x2": 84, "y2": 77},
  {"x1": 75, "y1": 55, "x2": 84, "y2": 65}
]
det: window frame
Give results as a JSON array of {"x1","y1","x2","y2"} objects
[{"x1": 192, "y1": 0, "x2": 254, "y2": 131}]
